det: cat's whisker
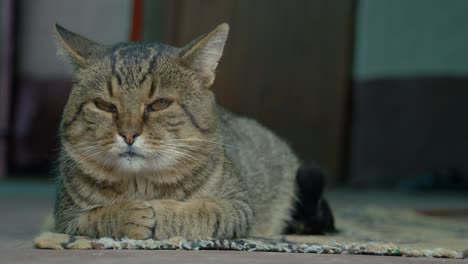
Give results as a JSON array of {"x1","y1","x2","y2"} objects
[
  {"x1": 156, "y1": 153, "x2": 186, "y2": 178},
  {"x1": 164, "y1": 138, "x2": 241, "y2": 151},
  {"x1": 161, "y1": 143, "x2": 213, "y2": 155},
  {"x1": 156, "y1": 148, "x2": 204, "y2": 174},
  {"x1": 147, "y1": 149, "x2": 187, "y2": 179},
  {"x1": 157, "y1": 147, "x2": 205, "y2": 165},
  {"x1": 161, "y1": 143, "x2": 241, "y2": 168},
  {"x1": 162, "y1": 143, "x2": 224, "y2": 158},
  {"x1": 154, "y1": 149, "x2": 205, "y2": 181},
  {"x1": 64, "y1": 148, "x2": 109, "y2": 178},
  {"x1": 67, "y1": 140, "x2": 115, "y2": 148},
  {"x1": 65, "y1": 146, "x2": 102, "y2": 157}
]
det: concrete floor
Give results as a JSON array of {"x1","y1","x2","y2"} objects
[{"x1": 0, "y1": 180, "x2": 467, "y2": 264}]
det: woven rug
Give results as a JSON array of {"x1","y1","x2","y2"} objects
[{"x1": 34, "y1": 206, "x2": 468, "y2": 259}]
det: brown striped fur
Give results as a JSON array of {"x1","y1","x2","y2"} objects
[{"x1": 53, "y1": 23, "x2": 299, "y2": 240}]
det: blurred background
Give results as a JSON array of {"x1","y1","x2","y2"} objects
[{"x1": 1, "y1": 0, "x2": 468, "y2": 192}]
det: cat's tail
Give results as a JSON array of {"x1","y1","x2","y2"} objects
[{"x1": 284, "y1": 163, "x2": 336, "y2": 235}]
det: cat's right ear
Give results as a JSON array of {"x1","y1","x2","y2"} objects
[
  {"x1": 54, "y1": 24, "x2": 104, "y2": 66},
  {"x1": 179, "y1": 23, "x2": 229, "y2": 87}
]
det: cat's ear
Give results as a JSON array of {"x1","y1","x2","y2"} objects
[
  {"x1": 180, "y1": 23, "x2": 229, "y2": 87},
  {"x1": 54, "y1": 23, "x2": 105, "y2": 66}
]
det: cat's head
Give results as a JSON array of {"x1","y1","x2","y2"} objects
[{"x1": 55, "y1": 23, "x2": 229, "y2": 177}]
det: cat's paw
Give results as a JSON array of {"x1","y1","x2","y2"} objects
[{"x1": 118, "y1": 200, "x2": 156, "y2": 240}]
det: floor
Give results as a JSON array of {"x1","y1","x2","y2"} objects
[{"x1": 0, "y1": 180, "x2": 467, "y2": 264}]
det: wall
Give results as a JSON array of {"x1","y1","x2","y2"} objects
[
  {"x1": 17, "y1": 0, "x2": 132, "y2": 78},
  {"x1": 350, "y1": 0, "x2": 468, "y2": 187},
  {"x1": 354, "y1": 0, "x2": 468, "y2": 79}
]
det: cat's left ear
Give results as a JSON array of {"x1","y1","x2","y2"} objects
[{"x1": 180, "y1": 23, "x2": 229, "y2": 87}]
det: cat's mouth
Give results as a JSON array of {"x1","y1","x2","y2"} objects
[{"x1": 119, "y1": 150, "x2": 145, "y2": 159}]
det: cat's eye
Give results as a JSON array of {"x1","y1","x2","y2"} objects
[
  {"x1": 94, "y1": 99, "x2": 117, "y2": 113},
  {"x1": 146, "y1": 98, "x2": 173, "y2": 113}
]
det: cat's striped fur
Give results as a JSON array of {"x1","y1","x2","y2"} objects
[{"x1": 53, "y1": 23, "x2": 300, "y2": 240}]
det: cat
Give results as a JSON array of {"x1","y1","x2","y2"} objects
[{"x1": 53, "y1": 22, "x2": 335, "y2": 240}]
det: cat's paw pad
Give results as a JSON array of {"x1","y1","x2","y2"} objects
[{"x1": 120, "y1": 200, "x2": 156, "y2": 240}]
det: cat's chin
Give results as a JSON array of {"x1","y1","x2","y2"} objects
[
  {"x1": 113, "y1": 156, "x2": 174, "y2": 175},
  {"x1": 115, "y1": 157, "x2": 149, "y2": 173}
]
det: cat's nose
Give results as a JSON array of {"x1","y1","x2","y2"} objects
[{"x1": 118, "y1": 131, "x2": 140, "y2": 146}]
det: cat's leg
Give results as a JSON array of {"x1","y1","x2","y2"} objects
[
  {"x1": 69, "y1": 200, "x2": 156, "y2": 239},
  {"x1": 149, "y1": 199, "x2": 252, "y2": 239}
]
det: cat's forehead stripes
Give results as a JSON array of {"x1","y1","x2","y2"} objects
[
  {"x1": 106, "y1": 80, "x2": 114, "y2": 98},
  {"x1": 111, "y1": 44, "x2": 159, "y2": 88}
]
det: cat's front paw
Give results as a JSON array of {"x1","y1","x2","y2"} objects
[{"x1": 115, "y1": 200, "x2": 156, "y2": 240}]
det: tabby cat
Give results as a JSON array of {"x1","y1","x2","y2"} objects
[{"x1": 53, "y1": 23, "x2": 334, "y2": 240}]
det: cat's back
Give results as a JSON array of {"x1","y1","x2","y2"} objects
[
  {"x1": 218, "y1": 107, "x2": 299, "y2": 179},
  {"x1": 218, "y1": 107, "x2": 299, "y2": 235}
]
